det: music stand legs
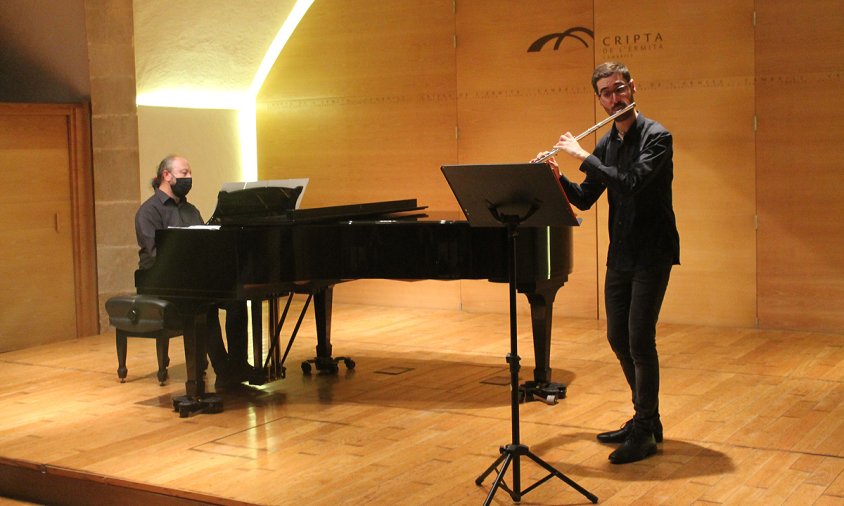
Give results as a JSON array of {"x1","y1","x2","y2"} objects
[
  {"x1": 475, "y1": 352, "x2": 597, "y2": 505},
  {"x1": 475, "y1": 217, "x2": 597, "y2": 505},
  {"x1": 476, "y1": 443, "x2": 598, "y2": 505}
]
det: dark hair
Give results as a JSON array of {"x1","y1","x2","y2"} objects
[
  {"x1": 151, "y1": 155, "x2": 178, "y2": 190},
  {"x1": 591, "y1": 62, "x2": 632, "y2": 95}
]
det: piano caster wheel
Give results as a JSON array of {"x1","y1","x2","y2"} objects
[
  {"x1": 519, "y1": 381, "x2": 567, "y2": 405},
  {"x1": 172, "y1": 395, "x2": 224, "y2": 418},
  {"x1": 300, "y1": 361, "x2": 335, "y2": 374},
  {"x1": 535, "y1": 393, "x2": 558, "y2": 405},
  {"x1": 205, "y1": 398, "x2": 224, "y2": 414},
  {"x1": 173, "y1": 397, "x2": 194, "y2": 417},
  {"x1": 302, "y1": 357, "x2": 354, "y2": 375}
]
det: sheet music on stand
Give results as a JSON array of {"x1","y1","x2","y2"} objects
[
  {"x1": 441, "y1": 163, "x2": 580, "y2": 228},
  {"x1": 220, "y1": 178, "x2": 309, "y2": 209},
  {"x1": 209, "y1": 178, "x2": 310, "y2": 225}
]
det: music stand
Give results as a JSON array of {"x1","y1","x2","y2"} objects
[{"x1": 441, "y1": 163, "x2": 597, "y2": 505}]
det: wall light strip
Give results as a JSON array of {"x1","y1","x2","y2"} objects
[
  {"x1": 249, "y1": 0, "x2": 315, "y2": 98},
  {"x1": 241, "y1": 0, "x2": 315, "y2": 181}
]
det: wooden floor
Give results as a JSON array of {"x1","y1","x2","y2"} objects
[{"x1": 0, "y1": 300, "x2": 843, "y2": 505}]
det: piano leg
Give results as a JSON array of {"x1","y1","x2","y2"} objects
[
  {"x1": 301, "y1": 285, "x2": 356, "y2": 374},
  {"x1": 172, "y1": 307, "x2": 223, "y2": 417},
  {"x1": 314, "y1": 286, "x2": 333, "y2": 365},
  {"x1": 521, "y1": 286, "x2": 567, "y2": 404},
  {"x1": 251, "y1": 299, "x2": 264, "y2": 383}
]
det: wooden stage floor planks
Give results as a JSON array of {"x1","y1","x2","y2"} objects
[{"x1": 0, "y1": 301, "x2": 843, "y2": 505}]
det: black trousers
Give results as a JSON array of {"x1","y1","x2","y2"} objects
[
  {"x1": 604, "y1": 264, "x2": 672, "y2": 430},
  {"x1": 206, "y1": 300, "x2": 249, "y2": 374}
]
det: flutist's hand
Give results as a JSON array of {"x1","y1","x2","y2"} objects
[
  {"x1": 533, "y1": 152, "x2": 562, "y2": 178},
  {"x1": 532, "y1": 150, "x2": 556, "y2": 165},
  {"x1": 554, "y1": 132, "x2": 591, "y2": 161}
]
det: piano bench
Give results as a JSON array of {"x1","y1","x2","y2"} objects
[{"x1": 105, "y1": 295, "x2": 183, "y2": 386}]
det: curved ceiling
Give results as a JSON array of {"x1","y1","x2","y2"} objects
[{"x1": 134, "y1": 0, "x2": 304, "y2": 108}]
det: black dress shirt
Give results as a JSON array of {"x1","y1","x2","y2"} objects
[
  {"x1": 135, "y1": 189, "x2": 204, "y2": 270},
  {"x1": 559, "y1": 113, "x2": 680, "y2": 271}
]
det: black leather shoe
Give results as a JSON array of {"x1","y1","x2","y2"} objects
[
  {"x1": 608, "y1": 427, "x2": 657, "y2": 464},
  {"x1": 214, "y1": 367, "x2": 246, "y2": 388},
  {"x1": 228, "y1": 360, "x2": 254, "y2": 382},
  {"x1": 213, "y1": 373, "x2": 238, "y2": 388},
  {"x1": 597, "y1": 418, "x2": 663, "y2": 444}
]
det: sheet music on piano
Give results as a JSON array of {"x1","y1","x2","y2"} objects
[
  {"x1": 209, "y1": 179, "x2": 310, "y2": 225},
  {"x1": 220, "y1": 179, "x2": 309, "y2": 209}
]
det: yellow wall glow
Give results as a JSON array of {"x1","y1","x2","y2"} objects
[{"x1": 134, "y1": 0, "x2": 314, "y2": 182}]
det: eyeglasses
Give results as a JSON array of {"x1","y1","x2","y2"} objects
[{"x1": 598, "y1": 83, "x2": 631, "y2": 101}]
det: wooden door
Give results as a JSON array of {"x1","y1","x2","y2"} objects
[{"x1": 0, "y1": 103, "x2": 95, "y2": 351}]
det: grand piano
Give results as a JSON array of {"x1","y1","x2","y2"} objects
[{"x1": 136, "y1": 196, "x2": 573, "y2": 416}]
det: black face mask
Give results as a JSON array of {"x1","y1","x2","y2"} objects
[{"x1": 171, "y1": 177, "x2": 192, "y2": 198}]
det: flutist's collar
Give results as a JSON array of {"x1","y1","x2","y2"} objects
[{"x1": 615, "y1": 109, "x2": 639, "y2": 140}]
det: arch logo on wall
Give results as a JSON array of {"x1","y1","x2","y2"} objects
[{"x1": 527, "y1": 27, "x2": 594, "y2": 52}]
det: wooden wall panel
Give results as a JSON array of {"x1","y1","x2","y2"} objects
[
  {"x1": 258, "y1": 97, "x2": 458, "y2": 209},
  {"x1": 594, "y1": 0, "x2": 757, "y2": 327},
  {"x1": 756, "y1": 0, "x2": 844, "y2": 332},
  {"x1": 257, "y1": 0, "x2": 458, "y2": 210},
  {"x1": 454, "y1": 0, "x2": 598, "y2": 318},
  {"x1": 257, "y1": 0, "x2": 461, "y2": 307},
  {"x1": 259, "y1": 1, "x2": 456, "y2": 104}
]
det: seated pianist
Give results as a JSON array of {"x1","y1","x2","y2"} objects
[{"x1": 134, "y1": 154, "x2": 250, "y2": 388}]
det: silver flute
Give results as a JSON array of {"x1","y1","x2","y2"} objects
[{"x1": 532, "y1": 101, "x2": 636, "y2": 163}]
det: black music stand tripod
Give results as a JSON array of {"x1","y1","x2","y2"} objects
[{"x1": 441, "y1": 163, "x2": 597, "y2": 505}]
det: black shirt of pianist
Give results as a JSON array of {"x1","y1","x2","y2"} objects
[{"x1": 134, "y1": 188, "x2": 204, "y2": 270}]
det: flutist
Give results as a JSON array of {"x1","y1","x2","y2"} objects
[{"x1": 536, "y1": 62, "x2": 680, "y2": 464}]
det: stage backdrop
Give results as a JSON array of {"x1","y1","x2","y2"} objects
[{"x1": 256, "y1": 0, "x2": 844, "y2": 333}]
